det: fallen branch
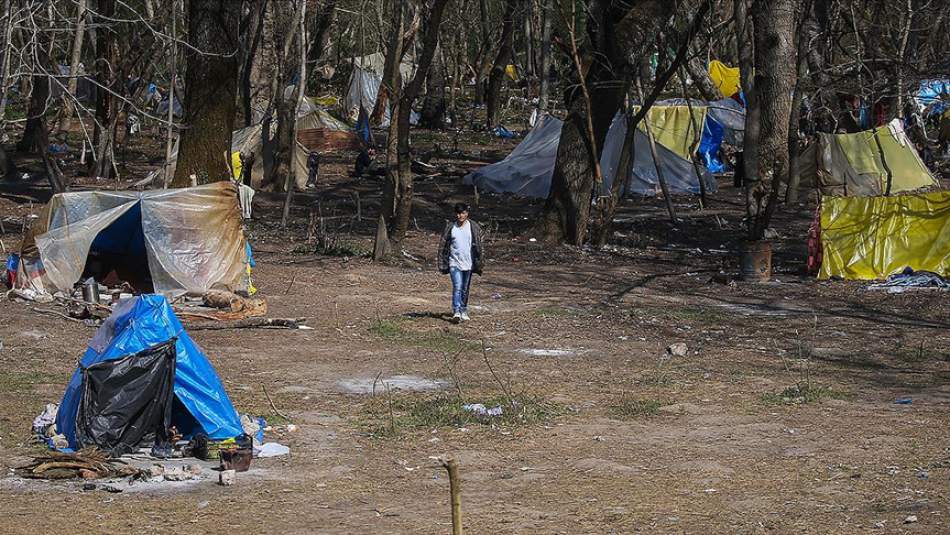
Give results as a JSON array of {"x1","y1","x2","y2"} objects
[
  {"x1": 185, "y1": 317, "x2": 308, "y2": 330},
  {"x1": 261, "y1": 383, "x2": 291, "y2": 422},
  {"x1": 31, "y1": 307, "x2": 89, "y2": 325}
]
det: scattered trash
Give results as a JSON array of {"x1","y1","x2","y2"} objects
[
  {"x1": 491, "y1": 293, "x2": 502, "y2": 300},
  {"x1": 917, "y1": 470, "x2": 929, "y2": 480},
  {"x1": 286, "y1": 424, "x2": 298, "y2": 433},
  {"x1": 872, "y1": 520, "x2": 886, "y2": 529},
  {"x1": 894, "y1": 397, "x2": 913, "y2": 405},
  {"x1": 257, "y1": 442, "x2": 290, "y2": 458},
  {"x1": 528, "y1": 238, "x2": 537, "y2": 242},
  {"x1": 462, "y1": 403, "x2": 503, "y2": 417},
  {"x1": 31, "y1": 403, "x2": 58, "y2": 436},
  {"x1": 666, "y1": 343, "x2": 688, "y2": 357},
  {"x1": 517, "y1": 348, "x2": 575, "y2": 357},
  {"x1": 904, "y1": 515, "x2": 918, "y2": 524},
  {"x1": 162, "y1": 465, "x2": 202, "y2": 481},
  {"x1": 867, "y1": 269, "x2": 950, "y2": 293},
  {"x1": 491, "y1": 125, "x2": 516, "y2": 139}
]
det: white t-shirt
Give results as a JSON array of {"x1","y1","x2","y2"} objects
[{"x1": 449, "y1": 221, "x2": 473, "y2": 271}]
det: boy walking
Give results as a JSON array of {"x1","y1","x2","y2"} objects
[{"x1": 438, "y1": 203, "x2": 484, "y2": 322}]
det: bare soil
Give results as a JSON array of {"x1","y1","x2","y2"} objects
[{"x1": 0, "y1": 131, "x2": 948, "y2": 534}]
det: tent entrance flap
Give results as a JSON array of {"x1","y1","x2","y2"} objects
[{"x1": 83, "y1": 201, "x2": 153, "y2": 292}]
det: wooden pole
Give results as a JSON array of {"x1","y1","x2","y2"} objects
[
  {"x1": 677, "y1": 68, "x2": 708, "y2": 209},
  {"x1": 636, "y1": 77, "x2": 677, "y2": 223},
  {"x1": 163, "y1": 1, "x2": 177, "y2": 188},
  {"x1": 441, "y1": 458, "x2": 463, "y2": 535}
]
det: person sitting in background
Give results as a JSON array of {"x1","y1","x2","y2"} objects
[{"x1": 355, "y1": 147, "x2": 380, "y2": 177}]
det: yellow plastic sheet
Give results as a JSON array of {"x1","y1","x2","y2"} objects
[
  {"x1": 505, "y1": 64, "x2": 518, "y2": 81},
  {"x1": 634, "y1": 106, "x2": 707, "y2": 160},
  {"x1": 709, "y1": 60, "x2": 741, "y2": 97},
  {"x1": 819, "y1": 191, "x2": 950, "y2": 280},
  {"x1": 833, "y1": 121, "x2": 935, "y2": 194}
]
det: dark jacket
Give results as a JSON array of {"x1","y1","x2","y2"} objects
[{"x1": 438, "y1": 220, "x2": 484, "y2": 275}]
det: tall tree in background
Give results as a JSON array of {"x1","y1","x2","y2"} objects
[
  {"x1": 172, "y1": 0, "x2": 240, "y2": 187},
  {"x1": 485, "y1": 0, "x2": 519, "y2": 128},
  {"x1": 539, "y1": 0, "x2": 672, "y2": 244},
  {"x1": 374, "y1": 0, "x2": 451, "y2": 259}
]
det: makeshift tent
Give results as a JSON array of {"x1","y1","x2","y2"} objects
[
  {"x1": 16, "y1": 182, "x2": 249, "y2": 297},
  {"x1": 295, "y1": 108, "x2": 359, "y2": 151},
  {"x1": 819, "y1": 190, "x2": 950, "y2": 280},
  {"x1": 600, "y1": 111, "x2": 717, "y2": 196},
  {"x1": 56, "y1": 295, "x2": 244, "y2": 453},
  {"x1": 465, "y1": 114, "x2": 562, "y2": 198},
  {"x1": 797, "y1": 119, "x2": 938, "y2": 196},
  {"x1": 708, "y1": 60, "x2": 741, "y2": 98},
  {"x1": 465, "y1": 107, "x2": 717, "y2": 198},
  {"x1": 342, "y1": 53, "x2": 416, "y2": 125}
]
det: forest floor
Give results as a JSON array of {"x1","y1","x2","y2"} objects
[{"x1": 0, "y1": 123, "x2": 948, "y2": 534}]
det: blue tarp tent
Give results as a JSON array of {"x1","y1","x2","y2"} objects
[{"x1": 56, "y1": 295, "x2": 243, "y2": 450}]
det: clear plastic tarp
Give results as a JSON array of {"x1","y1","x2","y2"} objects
[{"x1": 17, "y1": 182, "x2": 248, "y2": 298}]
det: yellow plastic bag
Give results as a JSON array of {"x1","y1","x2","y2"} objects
[{"x1": 819, "y1": 191, "x2": 950, "y2": 280}]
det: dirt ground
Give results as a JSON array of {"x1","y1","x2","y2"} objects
[{"x1": 0, "y1": 130, "x2": 948, "y2": 534}]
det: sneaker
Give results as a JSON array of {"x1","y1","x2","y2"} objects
[
  {"x1": 452, "y1": 312, "x2": 462, "y2": 323},
  {"x1": 460, "y1": 311, "x2": 471, "y2": 322}
]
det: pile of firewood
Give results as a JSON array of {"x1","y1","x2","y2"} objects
[{"x1": 17, "y1": 448, "x2": 142, "y2": 480}]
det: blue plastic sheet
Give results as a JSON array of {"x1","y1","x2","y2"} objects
[
  {"x1": 699, "y1": 117, "x2": 727, "y2": 173},
  {"x1": 56, "y1": 295, "x2": 243, "y2": 449}
]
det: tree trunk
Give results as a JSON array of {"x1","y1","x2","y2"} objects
[
  {"x1": 307, "y1": 0, "x2": 338, "y2": 66},
  {"x1": 474, "y1": 0, "x2": 491, "y2": 105},
  {"x1": 374, "y1": 0, "x2": 451, "y2": 259},
  {"x1": 420, "y1": 43, "x2": 446, "y2": 128},
  {"x1": 485, "y1": 0, "x2": 518, "y2": 128},
  {"x1": 685, "y1": 56, "x2": 721, "y2": 100},
  {"x1": 88, "y1": 0, "x2": 117, "y2": 180},
  {"x1": 537, "y1": 0, "x2": 553, "y2": 111},
  {"x1": 172, "y1": 0, "x2": 240, "y2": 187},
  {"x1": 18, "y1": 74, "x2": 50, "y2": 154},
  {"x1": 371, "y1": 1, "x2": 404, "y2": 125},
  {"x1": 59, "y1": 0, "x2": 88, "y2": 131},
  {"x1": 746, "y1": 0, "x2": 799, "y2": 239},
  {"x1": 239, "y1": 0, "x2": 267, "y2": 127},
  {"x1": 281, "y1": 0, "x2": 308, "y2": 228}
]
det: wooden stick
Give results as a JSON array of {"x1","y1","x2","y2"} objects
[
  {"x1": 262, "y1": 383, "x2": 291, "y2": 422},
  {"x1": 441, "y1": 458, "x2": 463, "y2": 535},
  {"x1": 31, "y1": 307, "x2": 88, "y2": 324}
]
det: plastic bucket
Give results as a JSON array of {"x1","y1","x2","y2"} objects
[{"x1": 738, "y1": 240, "x2": 772, "y2": 281}]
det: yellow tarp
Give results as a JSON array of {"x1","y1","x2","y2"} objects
[
  {"x1": 633, "y1": 106, "x2": 707, "y2": 160},
  {"x1": 505, "y1": 64, "x2": 518, "y2": 81},
  {"x1": 819, "y1": 191, "x2": 950, "y2": 280},
  {"x1": 709, "y1": 60, "x2": 741, "y2": 97},
  {"x1": 833, "y1": 121, "x2": 936, "y2": 194},
  {"x1": 231, "y1": 152, "x2": 242, "y2": 180}
]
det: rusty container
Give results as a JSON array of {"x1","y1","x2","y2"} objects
[{"x1": 739, "y1": 240, "x2": 772, "y2": 281}]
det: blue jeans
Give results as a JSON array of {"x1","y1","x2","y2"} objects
[{"x1": 449, "y1": 267, "x2": 472, "y2": 314}]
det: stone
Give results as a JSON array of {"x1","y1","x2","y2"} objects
[
  {"x1": 219, "y1": 469, "x2": 236, "y2": 486},
  {"x1": 666, "y1": 343, "x2": 688, "y2": 357},
  {"x1": 904, "y1": 515, "x2": 918, "y2": 524}
]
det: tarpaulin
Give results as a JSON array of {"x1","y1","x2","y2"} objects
[
  {"x1": 819, "y1": 191, "x2": 950, "y2": 280},
  {"x1": 57, "y1": 295, "x2": 243, "y2": 450},
  {"x1": 17, "y1": 182, "x2": 248, "y2": 297},
  {"x1": 699, "y1": 117, "x2": 726, "y2": 173},
  {"x1": 636, "y1": 105, "x2": 707, "y2": 160},
  {"x1": 709, "y1": 60, "x2": 741, "y2": 98},
  {"x1": 798, "y1": 119, "x2": 937, "y2": 196}
]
